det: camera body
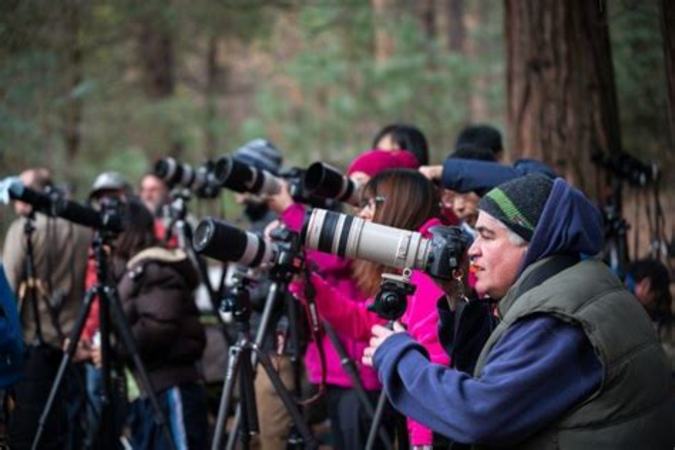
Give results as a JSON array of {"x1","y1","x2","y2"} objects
[
  {"x1": 425, "y1": 226, "x2": 473, "y2": 279},
  {"x1": 591, "y1": 150, "x2": 658, "y2": 188}
]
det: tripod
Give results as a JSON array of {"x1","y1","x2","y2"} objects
[
  {"x1": 299, "y1": 263, "x2": 393, "y2": 449},
  {"x1": 212, "y1": 274, "x2": 318, "y2": 450},
  {"x1": 31, "y1": 231, "x2": 177, "y2": 450},
  {"x1": 602, "y1": 178, "x2": 630, "y2": 277},
  {"x1": 20, "y1": 213, "x2": 46, "y2": 347},
  {"x1": 366, "y1": 271, "x2": 416, "y2": 450},
  {"x1": 165, "y1": 189, "x2": 233, "y2": 346}
]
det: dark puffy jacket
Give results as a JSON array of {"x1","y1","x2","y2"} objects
[{"x1": 117, "y1": 247, "x2": 206, "y2": 393}]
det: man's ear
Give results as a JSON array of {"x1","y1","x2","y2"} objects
[{"x1": 635, "y1": 277, "x2": 653, "y2": 304}]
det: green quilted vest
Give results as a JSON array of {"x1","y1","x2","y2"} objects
[{"x1": 471, "y1": 258, "x2": 673, "y2": 450}]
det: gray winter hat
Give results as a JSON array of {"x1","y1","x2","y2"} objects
[{"x1": 232, "y1": 139, "x2": 283, "y2": 175}]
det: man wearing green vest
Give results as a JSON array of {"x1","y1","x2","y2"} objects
[{"x1": 363, "y1": 174, "x2": 673, "y2": 449}]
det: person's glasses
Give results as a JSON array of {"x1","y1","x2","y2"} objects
[{"x1": 358, "y1": 195, "x2": 386, "y2": 210}]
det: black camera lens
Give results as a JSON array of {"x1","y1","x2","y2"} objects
[
  {"x1": 154, "y1": 157, "x2": 196, "y2": 188},
  {"x1": 193, "y1": 218, "x2": 275, "y2": 267},
  {"x1": 303, "y1": 162, "x2": 358, "y2": 205},
  {"x1": 213, "y1": 156, "x2": 281, "y2": 196}
]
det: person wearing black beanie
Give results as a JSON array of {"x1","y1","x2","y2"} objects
[{"x1": 363, "y1": 174, "x2": 672, "y2": 449}]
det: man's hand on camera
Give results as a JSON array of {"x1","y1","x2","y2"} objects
[
  {"x1": 419, "y1": 165, "x2": 443, "y2": 180},
  {"x1": 362, "y1": 322, "x2": 405, "y2": 367}
]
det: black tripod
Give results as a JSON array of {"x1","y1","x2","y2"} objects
[
  {"x1": 31, "y1": 231, "x2": 177, "y2": 450},
  {"x1": 165, "y1": 189, "x2": 233, "y2": 345},
  {"x1": 299, "y1": 264, "x2": 394, "y2": 450},
  {"x1": 602, "y1": 178, "x2": 630, "y2": 277},
  {"x1": 212, "y1": 273, "x2": 318, "y2": 450},
  {"x1": 366, "y1": 271, "x2": 416, "y2": 450},
  {"x1": 19, "y1": 213, "x2": 46, "y2": 347},
  {"x1": 165, "y1": 189, "x2": 220, "y2": 303}
]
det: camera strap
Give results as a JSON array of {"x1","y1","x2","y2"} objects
[{"x1": 298, "y1": 262, "x2": 327, "y2": 404}]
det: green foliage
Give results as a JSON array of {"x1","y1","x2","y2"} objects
[
  {"x1": 0, "y1": 0, "x2": 669, "y2": 221},
  {"x1": 245, "y1": 1, "x2": 504, "y2": 169}
]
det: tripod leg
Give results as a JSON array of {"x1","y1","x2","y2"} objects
[
  {"x1": 30, "y1": 288, "x2": 97, "y2": 450},
  {"x1": 226, "y1": 282, "x2": 284, "y2": 450},
  {"x1": 366, "y1": 390, "x2": 389, "y2": 450},
  {"x1": 212, "y1": 343, "x2": 246, "y2": 450},
  {"x1": 238, "y1": 346, "x2": 259, "y2": 440},
  {"x1": 253, "y1": 346, "x2": 319, "y2": 450},
  {"x1": 105, "y1": 287, "x2": 178, "y2": 450},
  {"x1": 323, "y1": 322, "x2": 393, "y2": 450}
]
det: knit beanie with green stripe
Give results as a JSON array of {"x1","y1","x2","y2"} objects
[{"x1": 478, "y1": 174, "x2": 554, "y2": 242}]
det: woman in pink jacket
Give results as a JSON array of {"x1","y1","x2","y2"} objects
[
  {"x1": 266, "y1": 149, "x2": 421, "y2": 449},
  {"x1": 292, "y1": 169, "x2": 450, "y2": 449}
]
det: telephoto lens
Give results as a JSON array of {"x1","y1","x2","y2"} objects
[
  {"x1": 303, "y1": 208, "x2": 429, "y2": 271},
  {"x1": 6, "y1": 179, "x2": 55, "y2": 214},
  {"x1": 154, "y1": 158, "x2": 219, "y2": 198},
  {"x1": 193, "y1": 218, "x2": 276, "y2": 267},
  {"x1": 303, "y1": 162, "x2": 359, "y2": 205},
  {"x1": 53, "y1": 197, "x2": 124, "y2": 234},
  {"x1": 212, "y1": 156, "x2": 282, "y2": 196},
  {"x1": 154, "y1": 157, "x2": 196, "y2": 187},
  {"x1": 303, "y1": 208, "x2": 472, "y2": 280}
]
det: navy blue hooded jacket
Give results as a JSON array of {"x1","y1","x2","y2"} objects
[
  {"x1": 441, "y1": 158, "x2": 556, "y2": 196},
  {"x1": 373, "y1": 178, "x2": 605, "y2": 446}
]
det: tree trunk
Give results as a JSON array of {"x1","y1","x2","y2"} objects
[
  {"x1": 505, "y1": 0, "x2": 622, "y2": 199},
  {"x1": 417, "y1": 0, "x2": 437, "y2": 41},
  {"x1": 446, "y1": 0, "x2": 465, "y2": 53},
  {"x1": 205, "y1": 35, "x2": 220, "y2": 159},
  {"x1": 371, "y1": 0, "x2": 395, "y2": 64},
  {"x1": 62, "y1": 0, "x2": 83, "y2": 174},
  {"x1": 661, "y1": 0, "x2": 675, "y2": 150},
  {"x1": 138, "y1": 20, "x2": 175, "y2": 99},
  {"x1": 466, "y1": 0, "x2": 489, "y2": 121}
]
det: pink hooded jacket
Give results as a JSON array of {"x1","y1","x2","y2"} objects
[
  {"x1": 288, "y1": 208, "x2": 449, "y2": 445},
  {"x1": 282, "y1": 203, "x2": 382, "y2": 390}
]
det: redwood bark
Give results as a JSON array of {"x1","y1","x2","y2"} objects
[{"x1": 505, "y1": 0, "x2": 622, "y2": 198}]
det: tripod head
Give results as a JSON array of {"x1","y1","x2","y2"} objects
[
  {"x1": 221, "y1": 272, "x2": 253, "y2": 326},
  {"x1": 267, "y1": 226, "x2": 303, "y2": 283},
  {"x1": 166, "y1": 188, "x2": 192, "y2": 223},
  {"x1": 368, "y1": 269, "x2": 415, "y2": 322}
]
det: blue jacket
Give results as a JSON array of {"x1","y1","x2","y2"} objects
[
  {"x1": 442, "y1": 158, "x2": 556, "y2": 195},
  {"x1": 0, "y1": 264, "x2": 24, "y2": 388}
]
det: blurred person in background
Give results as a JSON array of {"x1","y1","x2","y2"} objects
[
  {"x1": 77, "y1": 170, "x2": 131, "y2": 447},
  {"x1": 89, "y1": 198, "x2": 208, "y2": 449},
  {"x1": 3, "y1": 168, "x2": 92, "y2": 450},
  {"x1": 371, "y1": 123, "x2": 430, "y2": 166},
  {"x1": 138, "y1": 173, "x2": 174, "y2": 245},
  {"x1": 625, "y1": 258, "x2": 674, "y2": 379}
]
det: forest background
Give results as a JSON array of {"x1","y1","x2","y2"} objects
[{"x1": 0, "y1": 0, "x2": 672, "y2": 261}]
